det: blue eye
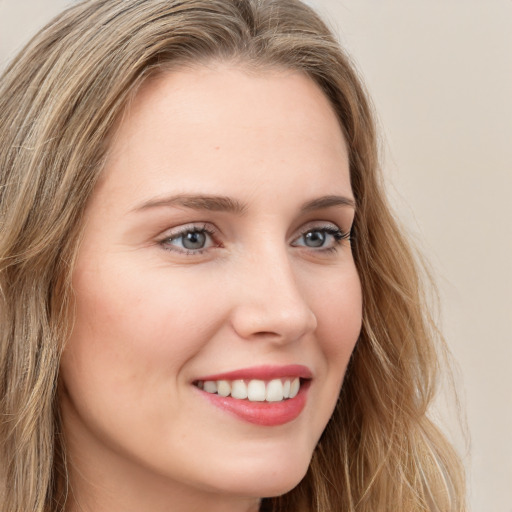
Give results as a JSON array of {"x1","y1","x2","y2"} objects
[
  {"x1": 180, "y1": 230, "x2": 207, "y2": 250},
  {"x1": 161, "y1": 226, "x2": 216, "y2": 253},
  {"x1": 303, "y1": 230, "x2": 328, "y2": 247},
  {"x1": 292, "y1": 226, "x2": 349, "y2": 250}
]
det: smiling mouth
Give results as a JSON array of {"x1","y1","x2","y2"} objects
[
  {"x1": 193, "y1": 366, "x2": 312, "y2": 425},
  {"x1": 194, "y1": 377, "x2": 303, "y2": 403}
]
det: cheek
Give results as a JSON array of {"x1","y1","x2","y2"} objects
[
  {"x1": 312, "y1": 267, "x2": 362, "y2": 358},
  {"x1": 59, "y1": 262, "x2": 230, "y2": 460},
  {"x1": 305, "y1": 261, "x2": 361, "y2": 346},
  {"x1": 61, "y1": 264, "x2": 223, "y2": 403},
  {"x1": 312, "y1": 267, "x2": 362, "y2": 407}
]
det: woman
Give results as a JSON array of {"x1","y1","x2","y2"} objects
[{"x1": 0, "y1": 0, "x2": 465, "y2": 511}]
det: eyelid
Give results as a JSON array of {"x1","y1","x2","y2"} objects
[
  {"x1": 293, "y1": 220, "x2": 350, "y2": 239},
  {"x1": 157, "y1": 222, "x2": 214, "y2": 239}
]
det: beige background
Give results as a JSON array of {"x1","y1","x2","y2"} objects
[{"x1": 1, "y1": 1, "x2": 511, "y2": 511}]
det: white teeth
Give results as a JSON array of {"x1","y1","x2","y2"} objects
[
  {"x1": 266, "y1": 379, "x2": 284, "y2": 402},
  {"x1": 217, "y1": 380, "x2": 231, "y2": 397},
  {"x1": 203, "y1": 381, "x2": 217, "y2": 393},
  {"x1": 231, "y1": 380, "x2": 248, "y2": 399},
  {"x1": 289, "y1": 378, "x2": 300, "y2": 399},
  {"x1": 247, "y1": 380, "x2": 266, "y2": 401},
  {"x1": 283, "y1": 380, "x2": 291, "y2": 399},
  {"x1": 198, "y1": 377, "x2": 302, "y2": 402}
]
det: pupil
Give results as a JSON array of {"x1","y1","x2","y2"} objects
[
  {"x1": 305, "y1": 231, "x2": 325, "y2": 247},
  {"x1": 183, "y1": 231, "x2": 206, "y2": 249}
]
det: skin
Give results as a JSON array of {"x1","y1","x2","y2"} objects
[{"x1": 59, "y1": 64, "x2": 363, "y2": 512}]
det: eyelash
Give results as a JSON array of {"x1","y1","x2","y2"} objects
[
  {"x1": 293, "y1": 224, "x2": 351, "y2": 253},
  {"x1": 158, "y1": 223, "x2": 351, "y2": 255},
  {"x1": 158, "y1": 224, "x2": 220, "y2": 255}
]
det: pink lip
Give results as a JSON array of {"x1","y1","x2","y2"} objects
[
  {"x1": 195, "y1": 364, "x2": 313, "y2": 382},
  {"x1": 193, "y1": 365, "x2": 312, "y2": 427}
]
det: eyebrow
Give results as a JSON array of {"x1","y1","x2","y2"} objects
[
  {"x1": 133, "y1": 193, "x2": 356, "y2": 215},
  {"x1": 133, "y1": 194, "x2": 247, "y2": 214},
  {"x1": 300, "y1": 195, "x2": 356, "y2": 213}
]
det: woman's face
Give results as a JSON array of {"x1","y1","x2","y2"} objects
[{"x1": 60, "y1": 65, "x2": 362, "y2": 510}]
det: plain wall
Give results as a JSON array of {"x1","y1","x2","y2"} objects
[{"x1": 1, "y1": 1, "x2": 511, "y2": 511}]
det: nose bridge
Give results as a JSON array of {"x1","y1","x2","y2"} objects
[{"x1": 230, "y1": 241, "x2": 317, "y2": 342}]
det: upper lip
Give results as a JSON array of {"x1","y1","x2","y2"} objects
[{"x1": 195, "y1": 364, "x2": 313, "y2": 382}]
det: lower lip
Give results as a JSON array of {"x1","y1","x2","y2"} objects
[{"x1": 197, "y1": 381, "x2": 310, "y2": 426}]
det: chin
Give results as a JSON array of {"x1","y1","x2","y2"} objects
[
  {"x1": 215, "y1": 471, "x2": 308, "y2": 500},
  {"x1": 256, "y1": 469, "x2": 309, "y2": 498},
  {"x1": 202, "y1": 446, "x2": 312, "y2": 499}
]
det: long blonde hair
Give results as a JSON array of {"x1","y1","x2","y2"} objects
[{"x1": 0, "y1": 1, "x2": 465, "y2": 511}]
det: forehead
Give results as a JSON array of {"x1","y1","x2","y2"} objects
[{"x1": 98, "y1": 63, "x2": 351, "y2": 206}]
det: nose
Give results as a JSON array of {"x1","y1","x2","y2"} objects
[{"x1": 229, "y1": 249, "x2": 318, "y2": 344}]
